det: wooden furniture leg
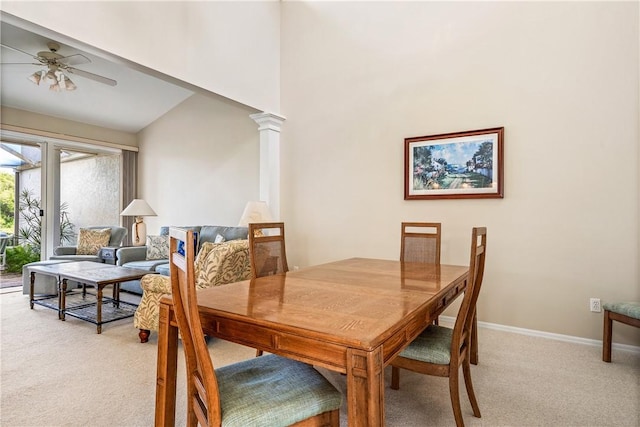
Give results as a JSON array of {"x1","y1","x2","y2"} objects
[
  {"x1": 346, "y1": 347, "x2": 384, "y2": 426},
  {"x1": 471, "y1": 310, "x2": 478, "y2": 365},
  {"x1": 59, "y1": 279, "x2": 67, "y2": 320},
  {"x1": 97, "y1": 284, "x2": 103, "y2": 334},
  {"x1": 602, "y1": 308, "x2": 640, "y2": 362},
  {"x1": 155, "y1": 301, "x2": 178, "y2": 427},
  {"x1": 603, "y1": 309, "x2": 612, "y2": 362},
  {"x1": 139, "y1": 329, "x2": 151, "y2": 343},
  {"x1": 29, "y1": 272, "x2": 35, "y2": 309}
]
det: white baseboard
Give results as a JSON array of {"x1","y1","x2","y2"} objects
[{"x1": 439, "y1": 316, "x2": 640, "y2": 354}]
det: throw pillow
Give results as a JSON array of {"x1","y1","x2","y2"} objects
[
  {"x1": 194, "y1": 241, "x2": 219, "y2": 277},
  {"x1": 146, "y1": 235, "x2": 169, "y2": 260},
  {"x1": 196, "y1": 240, "x2": 250, "y2": 288},
  {"x1": 76, "y1": 228, "x2": 111, "y2": 255}
]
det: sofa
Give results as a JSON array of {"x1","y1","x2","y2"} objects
[
  {"x1": 50, "y1": 226, "x2": 127, "y2": 262},
  {"x1": 116, "y1": 225, "x2": 248, "y2": 294},
  {"x1": 134, "y1": 238, "x2": 251, "y2": 343}
]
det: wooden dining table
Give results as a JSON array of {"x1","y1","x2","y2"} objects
[{"x1": 154, "y1": 257, "x2": 471, "y2": 427}]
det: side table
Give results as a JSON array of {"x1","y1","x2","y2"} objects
[{"x1": 100, "y1": 246, "x2": 123, "y2": 265}]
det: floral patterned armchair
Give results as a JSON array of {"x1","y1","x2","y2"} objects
[{"x1": 134, "y1": 239, "x2": 251, "y2": 343}]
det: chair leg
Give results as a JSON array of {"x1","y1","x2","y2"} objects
[
  {"x1": 462, "y1": 358, "x2": 481, "y2": 418},
  {"x1": 449, "y1": 366, "x2": 465, "y2": 427},
  {"x1": 470, "y1": 311, "x2": 478, "y2": 365},
  {"x1": 603, "y1": 310, "x2": 613, "y2": 362},
  {"x1": 256, "y1": 349, "x2": 263, "y2": 357},
  {"x1": 391, "y1": 366, "x2": 400, "y2": 390}
]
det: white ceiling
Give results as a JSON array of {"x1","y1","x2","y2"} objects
[{"x1": 0, "y1": 21, "x2": 194, "y2": 134}]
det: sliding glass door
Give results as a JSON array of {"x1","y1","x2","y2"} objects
[{"x1": 1, "y1": 130, "x2": 123, "y2": 260}]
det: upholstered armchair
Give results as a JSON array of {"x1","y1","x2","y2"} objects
[
  {"x1": 135, "y1": 239, "x2": 251, "y2": 343},
  {"x1": 50, "y1": 226, "x2": 127, "y2": 263}
]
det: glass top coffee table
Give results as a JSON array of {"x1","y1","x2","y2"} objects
[{"x1": 29, "y1": 261, "x2": 154, "y2": 333}]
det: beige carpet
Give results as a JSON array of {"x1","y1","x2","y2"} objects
[{"x1": 1, "y1": 289, "x2": 638, "y2": 427}]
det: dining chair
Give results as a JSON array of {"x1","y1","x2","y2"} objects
[
  {"x1": 602, "y1": 301, "x2": 640, "y2": 362},
  {"x1": 400, "y1": 222, "x2": 441, "y2": 264},
  {"x1": 391, "y1": 226, "x2": 487, "y2": 427},
  {"x1": 168, "y1": 227, "x2": 342, "y2": 427},
  {"x1": 401, "y1": 222, "x2": 442, "y2": 325},
  {"x1": 248, "y1": 222, "x2": 289, "y2": 278},
  {"x1": 249, "y1": 222, "x2": 289, "y2": 356}
]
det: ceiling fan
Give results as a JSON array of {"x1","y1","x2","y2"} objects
[{"x1": 0, "y1": 41, "x2": 117, "y2": 91}]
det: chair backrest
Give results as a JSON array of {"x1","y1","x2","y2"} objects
[
  {"x1": 169, "y1": 227, "x2": 222, "y2": 426},
  {"x1": 0, "y1": 234, "x2": 12, "y2": 265},
  {"x1": 0, "y1": 234, "x2": 11, "y2": 253},
  {"x1": 248, "y1": 222, "x2": 289, "y2": 278},
  {"x1": 451, "y1": 227, "x2": 487, "y2": 360},
  {"x1": 400, "y1": 222, "x2": 441, "y2": 264}
]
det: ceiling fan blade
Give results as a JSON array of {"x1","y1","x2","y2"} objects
[
  {"x1": 58, "y1": 53, "x2": 91, "y2": 66},
  {"x1": 0, "y1": 43, "x2": 39, "y2": 60},
  {"x1": 66, "y1": 67, "x2": 117, "y2": 87},
  {"x1": 0, "y1": 62, "x2": 42, "y2": 66}
]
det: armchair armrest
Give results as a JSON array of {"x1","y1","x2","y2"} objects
[
  {"x1": 116, "y1": 246, "x2": 148, "y2": 266},
  {"x1": 53, "y1": 246, "x2": 78, "y2": 256},
  {"x1": 140, "y1": 274, "x2": 171, "y2": 294}
]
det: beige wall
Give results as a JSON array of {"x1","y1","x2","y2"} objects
[
  {"x1": 1, "y1": 107, "x2": 137, "y2": 147},
  {"x1": 137, "y1": 93, "x2": 260, "y2": 233},
  {"x1": 280, "y1": 1, "x2": 639, "y2": 344},
  {"x1": 1, "y1": 1, "x2": 281, "y2": 112}
]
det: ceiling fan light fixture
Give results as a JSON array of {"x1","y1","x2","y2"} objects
[
  {"x1": 28, "y1": 71, "x2": 43, "y2": 85},
  {"x1": 61, "y1": 75, "x2": 76, "y2": 91},
  {"x1": 49, "y1": 82, "x2": 61, "y2": 92},
  {"x1": 44, "y1": 69, "x2": 57, "y2": 84}
]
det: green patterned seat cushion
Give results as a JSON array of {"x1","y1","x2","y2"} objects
[
  {"x1": 603, "y1": 302, "x2": 640, "y2": 320},
  {"x1": 398, "y1": 324, "x2": 453, "y2": 365},
  {"x1": 217, "y1": 354, "x2": 342, "y2": 426}
]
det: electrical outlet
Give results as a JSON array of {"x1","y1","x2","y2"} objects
[{"x1": 590, "y1": 298, "x2": 601, "y2": 313}]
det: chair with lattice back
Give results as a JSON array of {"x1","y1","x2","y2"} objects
[
  {"x1": 400, "y1": 222, "x2": 441, "y2": 264},
  {"x1": 391, "y1": 227, "x2": 487, "y2": 427},
  {"x1": 248, "y1": 222, "x2": 289, "y2": 356},
  {"x1": 168, "y1": 227, "x2": 342, "y2": 427},
  {"x1": 248, "y1": 222, "x2": 289, "y2": 278},
  {"x1": 401, "y1": 222, "x2": 442, "y2": 326}
]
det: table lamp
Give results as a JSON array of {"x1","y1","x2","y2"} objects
[
  {"x1": 238, "y1": 201, "x2": 273, "y2": 236},
  {"x1": 120, "y1": 199, "x2": 157, "y2": 246}
]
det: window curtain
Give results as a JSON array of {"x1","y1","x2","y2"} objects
[{"x1": 121, "y1": 150, "x2": 137, "y2": 247}]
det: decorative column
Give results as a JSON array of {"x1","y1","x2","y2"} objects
[
  {"x1": 42, "y1": 143, "x2": 61, "y2": 260},
  {"x1": 250, "y1": 112, "x2": 285, "y2": 220}
]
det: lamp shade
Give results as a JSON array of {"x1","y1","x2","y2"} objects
[
  {"x1": 238, "y1": 201, "x2": 273, "y2": 226},
  {"x1": 120, "y1": 199, "x2": 157, "y2": 217}
]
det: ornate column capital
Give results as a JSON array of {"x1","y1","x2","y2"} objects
[{"x1": 250, "y1": 112, "x2": 286, "y2": 132}]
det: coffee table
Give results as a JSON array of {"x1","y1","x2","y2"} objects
[{"x1": 29, "y1": 261, "x2": 153, "y2": 333}]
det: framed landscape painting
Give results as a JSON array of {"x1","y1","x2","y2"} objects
[{"x1": 404, "y1": 127, "x2": 504, "y2": 200}]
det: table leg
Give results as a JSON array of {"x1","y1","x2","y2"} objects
[
  {"x1": 346, "y1": 347, "x2": 384, "y2": 426},
  {"x1": 113, "y1": 283, "x2": 120, "y2": 308},
  {"x1": 97, "y1": 285, "x2": 103, "y2": 334},
  {"x1": 155, "y1": 300, "x2": 178, "y2": 427},
  {"x1": 59, "y1": 279, "x2": 67, "y2": 320},
  {"x1": 29, "y1": 272, "x2": 35, "y2": 309}
]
